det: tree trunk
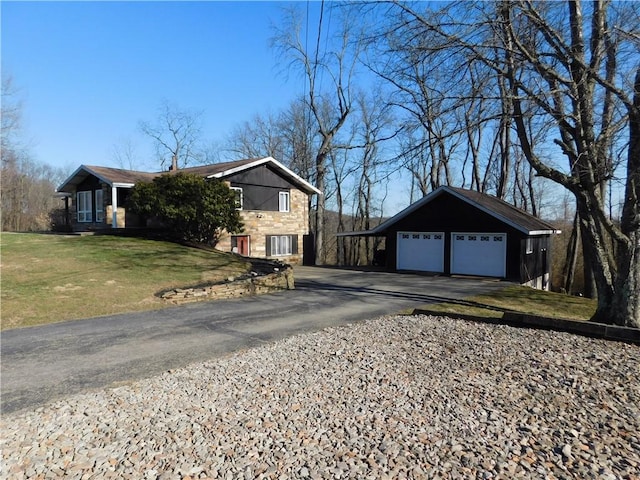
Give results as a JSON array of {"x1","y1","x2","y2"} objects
[
  {"x1": 314, "y1": 155, "x2": 326, "y2": 265},
  {"x1": 610, "y1": 68, "x2": 640, "y2": 327},
  {"x1": 562, "y1": 211, "x2": 580, "y2": 294},
  {"x1": 610, "y1": 235, "x2": 640, "y2": 327},
  {"x1": 335, "y1": 176, "x2": 345, "y2": 266},
  {"x1": 575, "y1": 193, "x2": 615, "y2": 320}
]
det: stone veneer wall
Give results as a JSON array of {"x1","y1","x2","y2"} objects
[{"x1": 216, "y1": 189, "x2": 309, "y2": 265}]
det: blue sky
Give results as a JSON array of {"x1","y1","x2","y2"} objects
[{"x1": 2, "y1": 1, "x2": 315, "y2": 174}]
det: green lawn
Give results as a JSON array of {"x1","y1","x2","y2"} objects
[
  {"x1": 1, "y1": 233, "x2": 250, "y2": 330},
  {"x1": 410, "y1": 284, "x2": 597, "y2": 321},
  {"x1": 1, "y1": 233, "x2": 598, "y2": 330}
]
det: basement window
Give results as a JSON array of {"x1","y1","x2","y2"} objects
[{"x1": 266, "y1": 235, "x2": 298, "y2": 256}]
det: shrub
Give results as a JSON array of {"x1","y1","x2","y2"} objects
[{"x1": 128, "y1": 173, "x2": 243, "y2": 246}]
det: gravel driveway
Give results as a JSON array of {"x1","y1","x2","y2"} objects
[{"x1": 2, "y1": 314, "x2": 638, "y2": 479}]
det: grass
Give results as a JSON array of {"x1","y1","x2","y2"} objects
[
  {"x1": 2, "y1": 233, "x2": 598, "y2": 330},
  {"x1": 1, "y1": 233, "x2": 251, "y2": 330},
  {"x1": 411, "y1": 284, "x2": 597, "y2": 321}
]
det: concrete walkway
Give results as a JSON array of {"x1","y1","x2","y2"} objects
[{"x1": 1, "y1": 267, "x2": 507, "y2": 415}]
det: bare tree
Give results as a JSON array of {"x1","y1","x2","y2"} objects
[
  {"x1": 369, "y1": 31, "x2": 462, "y2": 194},
  {"x1": 272, "y1": 4, "x2": 362, "y2": 264},
  {"x1": 226, "y1": 111, "x2": 285, "y2": 160},
  {"x1": 278, "y1": 97, "x2": 317, "y2": 183},
  {"x1": 382, "y1": 0, "x2": 639, "y2": 326},
  {"x1": 1, "y1": 74, "x2": 66, "y2": 231},
  {"x1": 350, "y1": 90, "x2": 393, "y2": 265},
  {"x1": 111, "y1": 136, "x2": 140, "y2": 170},
  {"x1": 139, "y1": 100, "x2": 204, "y2": 170}
]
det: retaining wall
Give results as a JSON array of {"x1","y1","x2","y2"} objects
[{"x1": 161, "y1": 267, "x2": 294, "y2": 304}]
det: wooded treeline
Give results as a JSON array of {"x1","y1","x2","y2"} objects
[
  {"x1": 2, "y1": 1, "x2": 638, "y2": 326},
  {"x1": 1, "y1": 76, "x2": 66, "y2": 232}
]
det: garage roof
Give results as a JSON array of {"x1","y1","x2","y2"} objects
[{"x1": 339, "y1": 186, "x2": 559, "y2": 237}]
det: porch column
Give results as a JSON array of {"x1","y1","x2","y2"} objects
[{"x1": 111, "y1": 185, "x2": 118, "y2": 228}]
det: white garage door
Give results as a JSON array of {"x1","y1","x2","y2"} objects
[
  {"x1": 397, "y1": 232, "x2": 445, "y2": 272},
  {"x1": 451, "y1": 233, "x2": 506, "y2": 278}
]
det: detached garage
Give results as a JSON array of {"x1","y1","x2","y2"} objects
[{"x1": 339, "y1": 186, "x2": 560, "y2": 290}]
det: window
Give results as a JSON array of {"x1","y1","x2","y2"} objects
[
  {"x1": 279, "y1": 191, "x2": 290, "y2": 212},
  {"x1": 525, "y1": 238, "x2": 534, "y2": 254},
  {"x1": 77, "y1": 191, "x2": 92, "y2": 222},
  {"x1": 412, "y1": 234, "x2": 420, "y2": 239},
  {"x1": 270, "y1": 235, "x2": 292, "y2": 256},
  {"x1": 95, "y1": 189, "x2": 104, "y2": 222},
  {"x1": 231, "y1": 187, "x2": 243, "y2": 210},
  {"x1": 456, "y1": 235, "x2": 465, "y2": 241},
  {"x1": 494, "y1": 236, "x2": 503, "y2": 242}
]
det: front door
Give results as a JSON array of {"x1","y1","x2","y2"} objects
[{"x1": 233, "y1": 235, "x2": 250, "y2": 256}]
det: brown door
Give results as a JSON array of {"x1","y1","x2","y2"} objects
[{"x1": 234, "y1": 235, "x2": 250, "y2": 256}]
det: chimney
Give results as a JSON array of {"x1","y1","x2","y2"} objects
[{"x1": 170, "y1": 154, "x2": 178, "y2": 171}]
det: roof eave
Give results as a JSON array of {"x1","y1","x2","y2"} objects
[
  {"x1": 335, "y1": 230, "x2": 382, "y2": 237},
  {"x1": 529, "y1": 229, "x2": 562, "y2": 235}
]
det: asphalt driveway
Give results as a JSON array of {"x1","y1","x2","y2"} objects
[{"x1": 1, "y1": 266, "x2": 508, "y2": 415}]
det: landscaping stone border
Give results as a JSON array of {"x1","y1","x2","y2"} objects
[
  {"x1": 161, "y1": 261, "x2": 294, "y2": 304},
  {"x1": 409, "y1": 309, "x2": 640, "y2": 345}
]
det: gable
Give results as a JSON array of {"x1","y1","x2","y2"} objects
[
  {"x1": 391, "y1": 193, "x2": 523, "y2": 235},
  {"x1": 208, "y1": 157, "x2": 321, "y2": 195},
  {"x1": 226, "y1": 164, "x2": 294, "y2": 189}
]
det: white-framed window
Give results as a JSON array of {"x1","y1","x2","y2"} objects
[
  {"x1": 95, "y1": 189, "x2": 104, "y2": 222},
  {"x1": 279, "y1": 191, "x2": 290, "y2": 212},
  {"x1": 231, "y1": 187, "x2": 243, "y2": 210},
  {"x1": 525, "y1": 237, "x2": 534, "y2": 254},
  {"x1": 77, "y1": 191, "x2": 93, "y2": 223},
  {"x1": 270, "y1": 235, "x2": 292, "y2": 256}
]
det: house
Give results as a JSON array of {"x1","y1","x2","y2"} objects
[
  {"x1": 56, "y1": 157, "x2": 321, "y2": 264},
  {"x1": 338, "y1": 186, "x2": 560, "y2": 290}
]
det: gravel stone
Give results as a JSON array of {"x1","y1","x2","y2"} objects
[{"x1": 1, "y1": 315, "x2": 639, "y2": 479}]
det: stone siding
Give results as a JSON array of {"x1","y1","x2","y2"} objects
[{"x1": 216, "y1": 189, "x2": 309, "y2": 265}]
